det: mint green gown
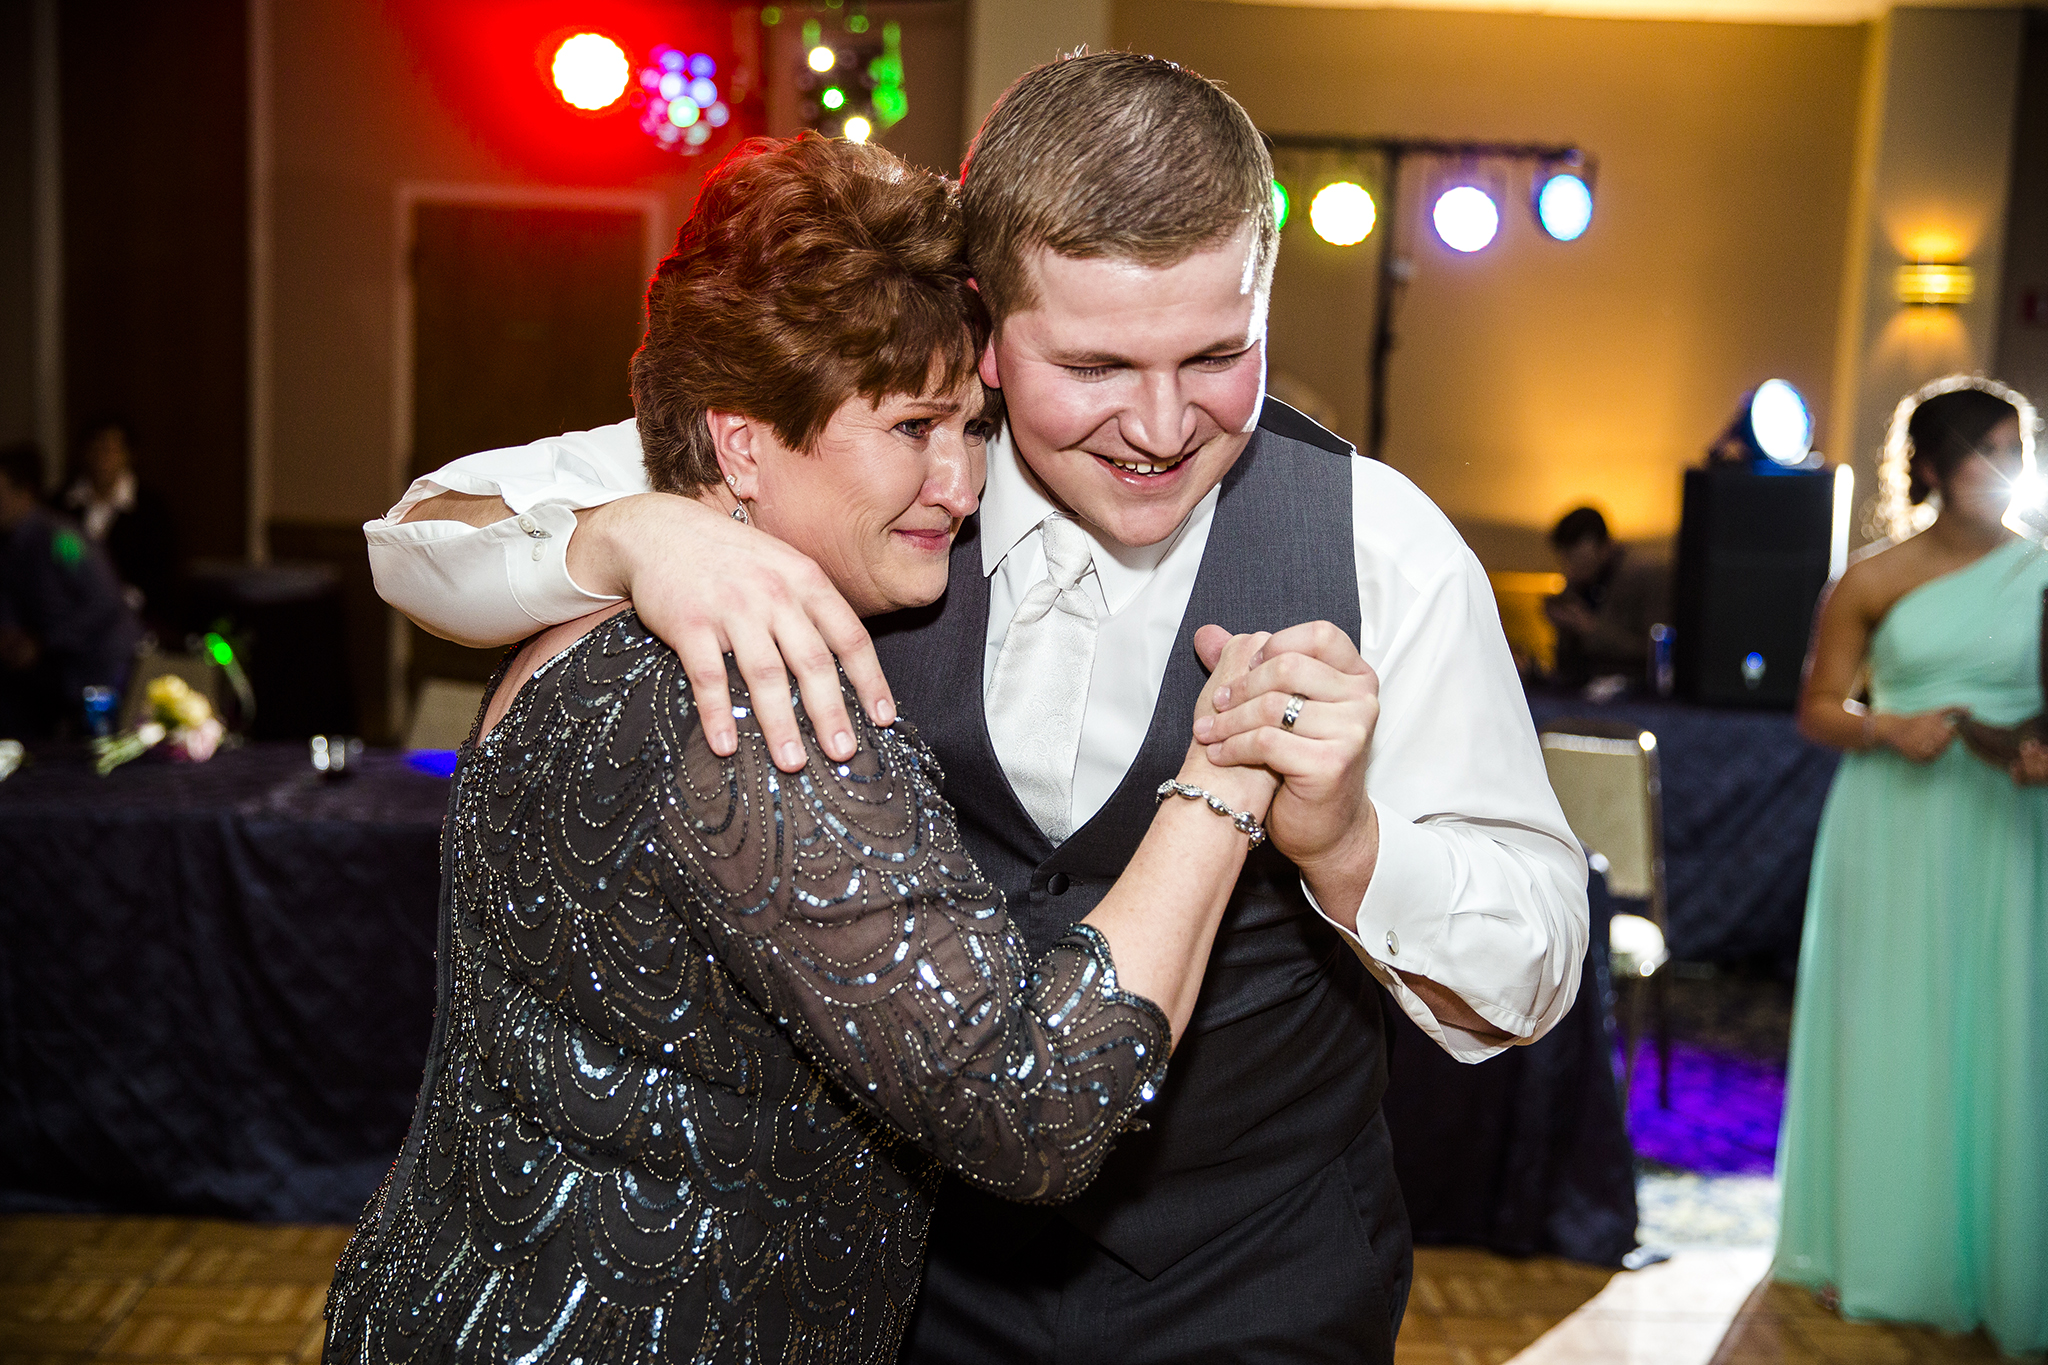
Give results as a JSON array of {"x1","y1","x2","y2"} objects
[{"x1": 1775, "y1": 538, "x2": 2048, "y2": 1356}]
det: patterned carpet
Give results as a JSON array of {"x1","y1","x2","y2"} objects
[{"x1": 0, "y1": 1216, "x2": 1609, "y2": 1365}]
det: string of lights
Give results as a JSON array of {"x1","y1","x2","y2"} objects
[
  {"x1": 1265, "y1": 132, "x2": 1595, "y2": 461},
  {"x1": 766, "y1": 2, "x2": 906, "y2": 144}
]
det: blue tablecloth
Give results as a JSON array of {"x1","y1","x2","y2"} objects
[
  {"x1": 1527, "y1": 693, "x2": 1840, "y2": 972},
  {"x1": 0, "y1": 742, "x2": 447, "y2": 1221}
]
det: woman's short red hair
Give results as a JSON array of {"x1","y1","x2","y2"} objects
[{"x1": 632, "y1": 135, "x2": 990, "y2": 494}]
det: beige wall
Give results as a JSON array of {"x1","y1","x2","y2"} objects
[
  {"x1": 1829, "y1": 5, "x2": 2025, "y2": 542},
  {"x1": 964, "y1": 0, "x2": 1112, "y2": 144},
  {"x1": 1114, "y1": 1, "x2": 1867, "y2": 568}
]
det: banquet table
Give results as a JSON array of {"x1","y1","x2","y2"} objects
[
  {"x1": 1527, "y1": 692, "x2": 1840, "y2": 972},
  {"x1": 3, "y1": 739, "x2": 1639, "y2": 1262},
  {"x1": 0, "y1": 743, "x2": 448, "y2": 1222}
]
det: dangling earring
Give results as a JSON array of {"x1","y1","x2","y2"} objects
[
  {"x1": 724, "y1": 473, "x2": 749, "y2": 524},
  {"x1": 731, "y1": 504, "x2": 749, "y2": 524}
]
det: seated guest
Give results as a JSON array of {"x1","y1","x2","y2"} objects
[
  {"x1": 0, "y1": 441, "x2": 143, "y2": 737},
  {"x1": 61, "y1": 422, "x2": 179, "y2": 628},
  {"x1": 1544, "y1": 506, "x2": 1669, "y2": 687}
]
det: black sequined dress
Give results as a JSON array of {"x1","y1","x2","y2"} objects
[{"x1": 324, "y1": 612, "x2": 1170, "y2": 1364}]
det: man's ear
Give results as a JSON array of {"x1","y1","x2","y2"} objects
[
  {"x1": 706, "y1": 411, "x2": 763, "y2": 501},
  {"x1": 978, "y1": 337, "x2": 1002, "y2": 390}
]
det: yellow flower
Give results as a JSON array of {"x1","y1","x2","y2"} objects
[{"x1": 147, "y1": 674, "x2": 215, "y2": 730}]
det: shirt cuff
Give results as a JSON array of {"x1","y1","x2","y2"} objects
[
  {"x1": 365, "y1": 501, "x2": 617, "y2": 647},
  {"x1": 1303, "y1": 810, "x2": 1524, "y2": 1064},
  {"x1": 498, "y1": 501, "x2": 620, "y2": 619}
]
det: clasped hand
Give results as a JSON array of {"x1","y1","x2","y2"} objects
[{"x1": 1190, "y1": 622, "x2": 1381, "y2": 898}]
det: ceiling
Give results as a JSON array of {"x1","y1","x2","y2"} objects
[{"x1": 1221, "y1": 0, "x2": 2024, "y2": 23}]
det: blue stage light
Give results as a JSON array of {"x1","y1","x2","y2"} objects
[
  {"x1": 1537, "y1": 172, "x2": 1593, "y2": 241},
  {"x1": 1750, "y1": 379, "x2": 1812, "y2": 466}
]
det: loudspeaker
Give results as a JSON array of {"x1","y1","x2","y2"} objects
[{"x1": 1673, "y1": 466, "x2": 1834, "y2": 707}]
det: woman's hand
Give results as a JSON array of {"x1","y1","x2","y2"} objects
[
  {"x1": 2013, "y1": 737, "x2": 2048, "y2": 786},
  {"x1": 1180, "y1": 629, "x2": 1280, "y2": 820},
  {"x1": 1190, "y1": 621, "x2": 1380, "y2": 879},
  {"x1": 1874, "y1": 707, "x2": 1962, "y2": 762}
]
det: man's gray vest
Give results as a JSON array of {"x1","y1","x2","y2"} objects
[{"x1": 872, "y1": 399, "x2": 1387, "y2": 1277}]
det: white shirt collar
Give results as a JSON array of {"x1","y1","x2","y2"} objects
[{"x1": 978, "y1": 427, "x2": 1216, "y2": 617}]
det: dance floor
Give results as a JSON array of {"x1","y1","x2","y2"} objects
[{"x1": 0, "y1": 1215, "x2": 2010, "y2": 1365}]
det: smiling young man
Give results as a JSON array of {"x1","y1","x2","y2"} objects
[{"x1": 367, "y1": 53, "x2": 1586, "y2": 1364}]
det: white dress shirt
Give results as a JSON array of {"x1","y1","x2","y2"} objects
[{"x1": 366, "y1": 419, "x2": 1588, "y2": 1062}]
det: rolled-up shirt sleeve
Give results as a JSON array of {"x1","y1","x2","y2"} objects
[
  {"x1": 1315, "y1": 462, "x2": 1589, "y2": 1064},
  {"x1": 364, "y1": 420, "x2": 652, "y2": 647}
]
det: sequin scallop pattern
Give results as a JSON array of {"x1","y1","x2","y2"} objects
[{"x1": 325, "y1": 611, "x2": 1169, "y2": 1365}]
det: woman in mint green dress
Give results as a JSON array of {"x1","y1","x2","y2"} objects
[{"x1": 1776, "y1": 382, "x2": 2048, "y2": 1356}]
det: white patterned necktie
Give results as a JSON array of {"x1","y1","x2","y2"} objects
[{"x1": 986, "y1": 515, "x2": 1100, "y2": 843}]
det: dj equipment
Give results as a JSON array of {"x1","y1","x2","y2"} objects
[{"x1": 1673, "y1": 465, "x2": 1834, "y2": 707}]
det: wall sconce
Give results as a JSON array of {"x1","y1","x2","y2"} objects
[{"x1": 1896, "y1": 262, "x2": 1975, "y2": 306}]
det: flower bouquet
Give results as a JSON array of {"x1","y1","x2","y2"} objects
[{"x1": 93, "y1": 675, "x2": 228, "y2": 775}]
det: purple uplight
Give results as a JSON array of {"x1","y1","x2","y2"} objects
[{"x1": 1618, "y1": 1040, "x2": 1785, "y2": 1176}]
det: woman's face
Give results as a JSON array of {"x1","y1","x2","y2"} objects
[
  {"x1": 722, "y1": 375, "x2": 991, "y2": 617},
  {"x1": 1931, "y1": 415, "x2": 2025, "y2": 527},
  {"x1": 86, "y1": 429, "x2": 131, "y2": 489}
]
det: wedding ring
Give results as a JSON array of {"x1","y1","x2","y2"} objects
[{"x1": 1282, "y1": 694, "x2": 1307, "y2": 730}]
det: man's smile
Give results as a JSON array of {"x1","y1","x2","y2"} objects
[{"x1": 1096, "y1": 451, "x2": 1194, "y2": 477}]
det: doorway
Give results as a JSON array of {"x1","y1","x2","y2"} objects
[{"x1": 397, "y1": 192, "x2": 659, "y2": 715}]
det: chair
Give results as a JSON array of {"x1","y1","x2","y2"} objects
[
  {"x1": 404, "y1": 678, "x2": 488, "y2": 752},
  {"x1": 1539, "y1": 721, "x2": 1672, "y2": 1112}
]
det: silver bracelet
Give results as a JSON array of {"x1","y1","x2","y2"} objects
[{"x1": 1155, "y1": 779, "x2": 1266, "y2": 848}]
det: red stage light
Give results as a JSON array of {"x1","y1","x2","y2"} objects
[{"x1": 551, "y1": 32, "x2": 629, "y2": 110}]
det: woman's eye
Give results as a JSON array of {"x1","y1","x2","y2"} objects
[
  {"x1": 896, "y1": 419, "x2": 934, "y2": 439},
  {"x1": 965, "y1": 420, "x2": 995, "y2": 443}
]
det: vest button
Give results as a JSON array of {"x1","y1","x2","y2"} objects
[{"x1": 1047, "y1": 872, "x2": 1071, "y2": 896}]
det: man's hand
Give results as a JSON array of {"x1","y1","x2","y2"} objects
[
  {"x1": 573, "y1": 495, "x2": 892, "y2": 771},
  {"x1": 1191, "y1": 621, "x2": 1512, "y2": 1048},
  {"x1": 403, "y1": 490, "x2": 892, "y2": 771},
  {"x1": 1191, "y1": 620, "x2": 1380, "y2": 903}
]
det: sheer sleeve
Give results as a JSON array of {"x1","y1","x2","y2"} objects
[{"x1": 640, "y1": 639, "x2": 1170, "y2": 1204}]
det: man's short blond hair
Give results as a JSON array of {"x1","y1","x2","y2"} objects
[{"x1": 960, "y1": 51, "x2": 1277, "y2": 324}]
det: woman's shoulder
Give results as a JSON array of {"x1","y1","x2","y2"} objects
[{"x1": 1834, "y1": 535, "x2": 1938, "y2": 621}]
